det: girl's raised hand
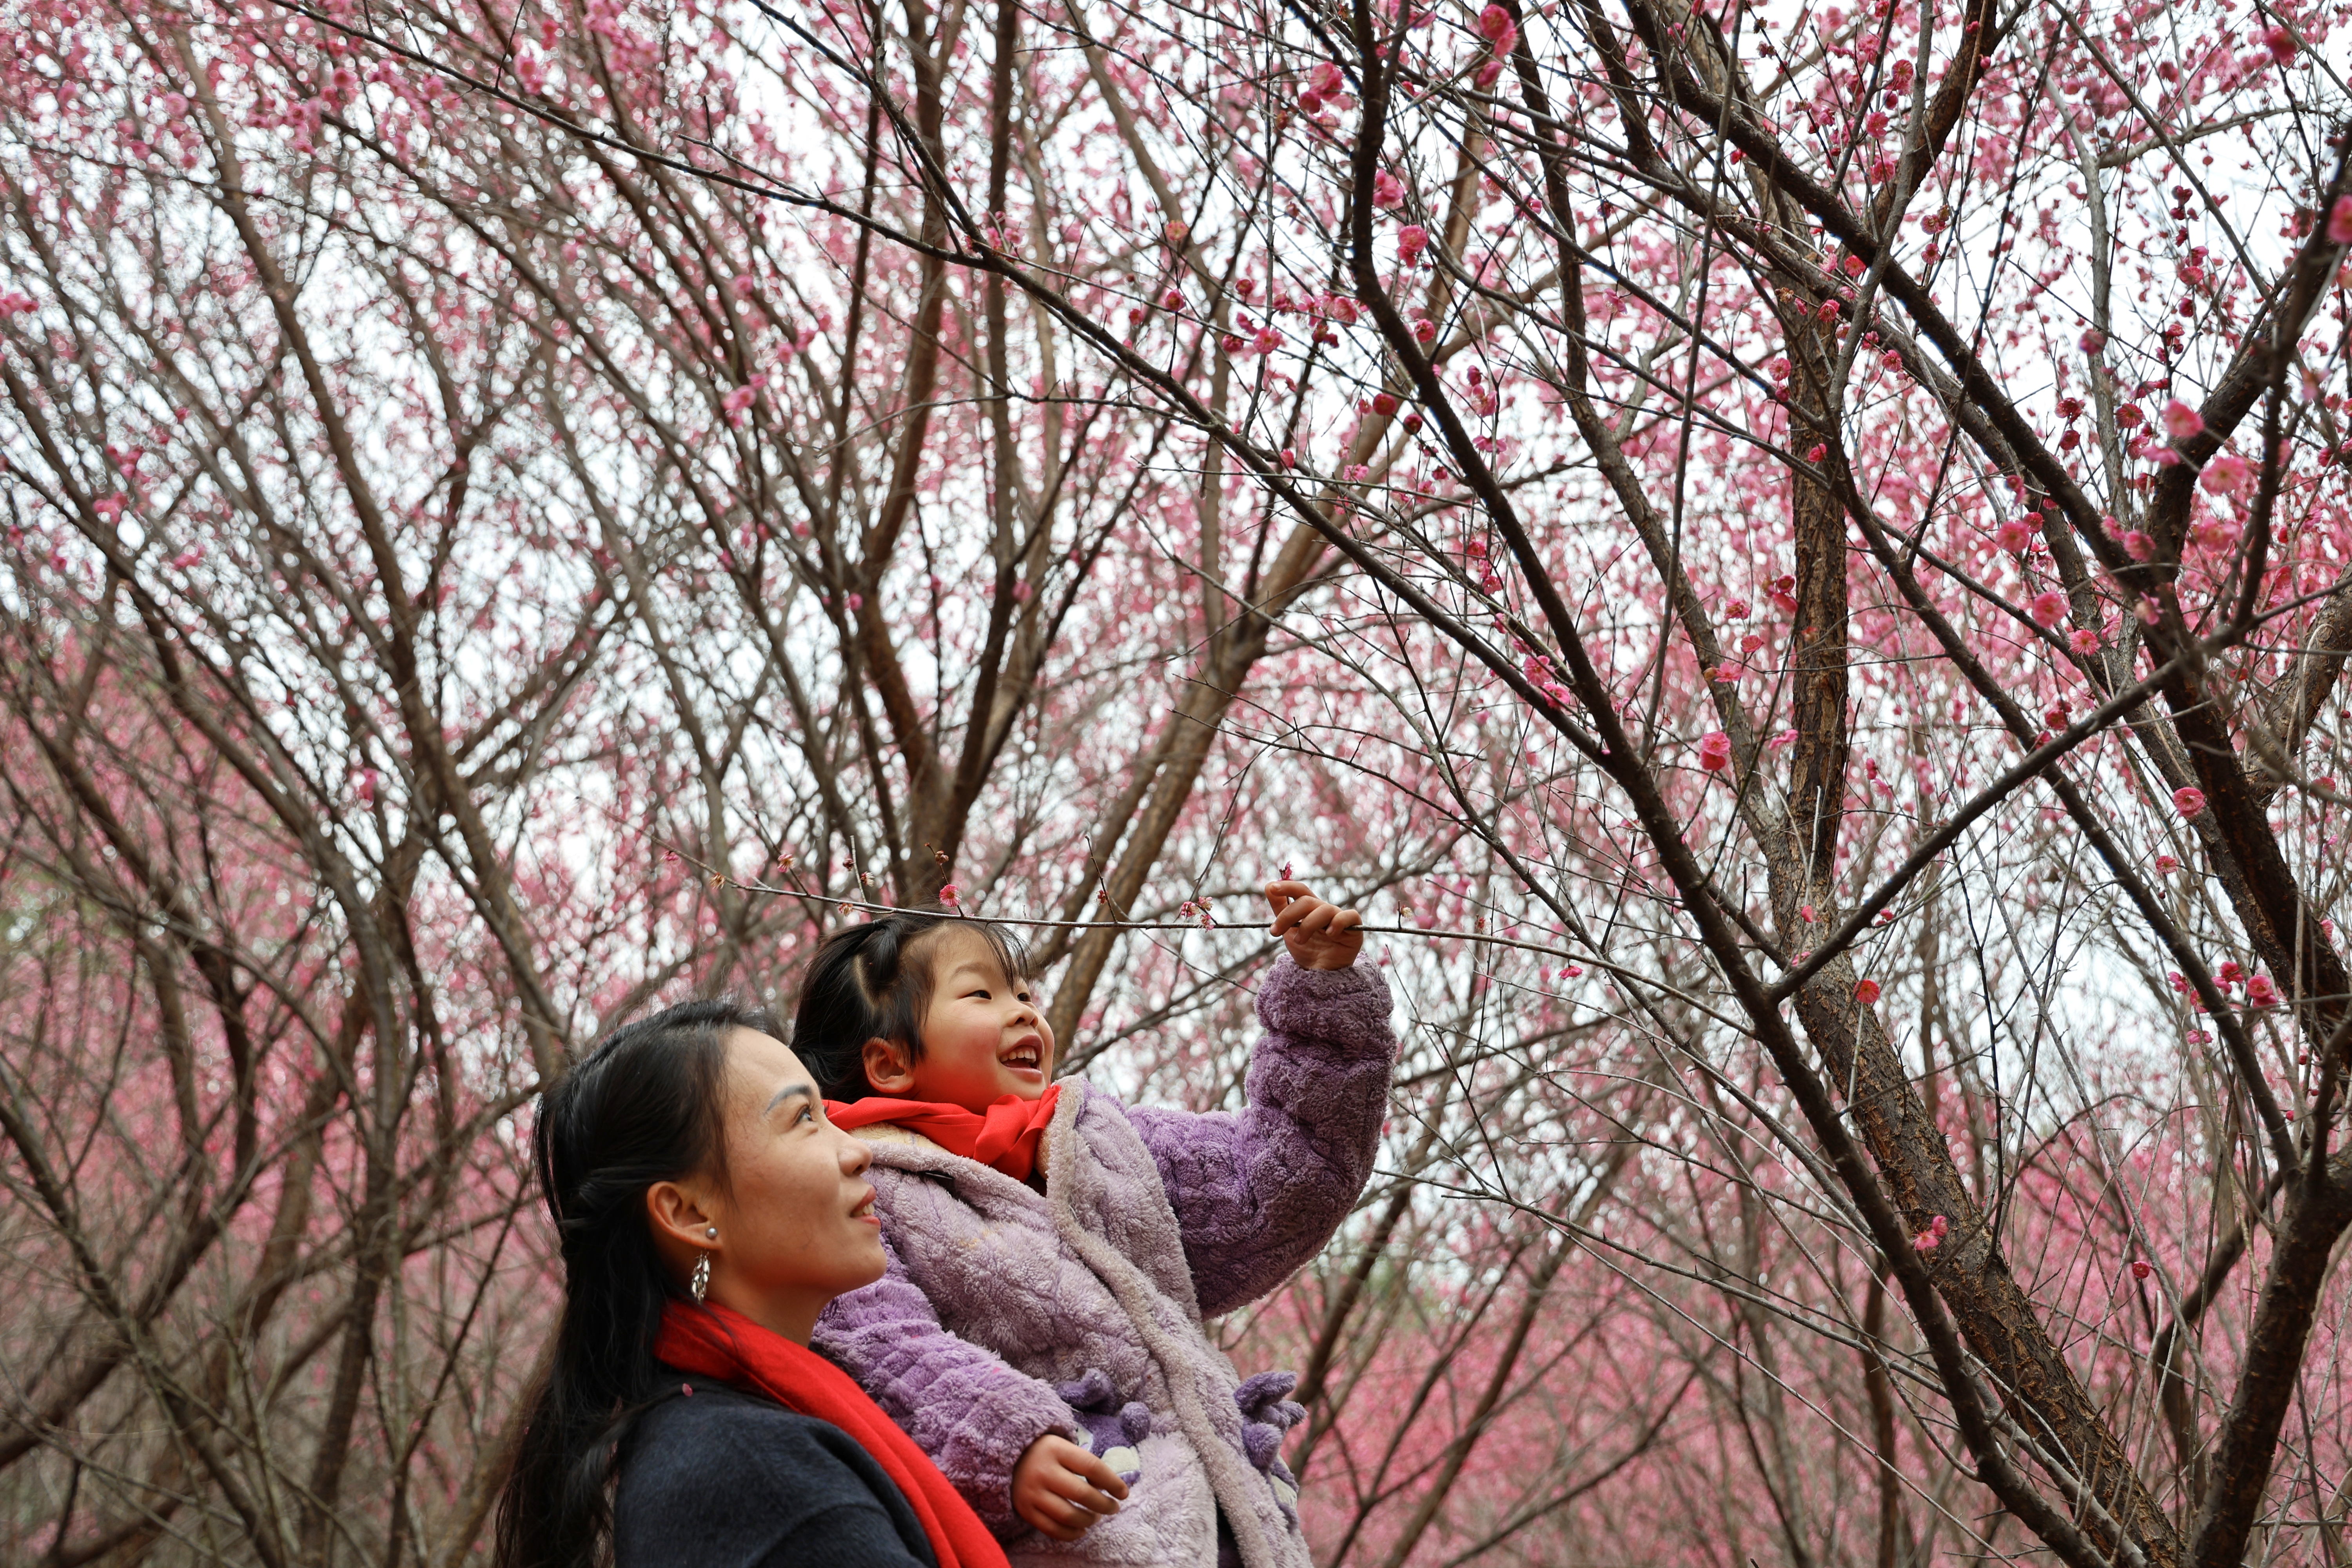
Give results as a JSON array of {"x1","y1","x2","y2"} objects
[{"x1": 1264, "y1": 880, "x2": 1364, "y2": 971}]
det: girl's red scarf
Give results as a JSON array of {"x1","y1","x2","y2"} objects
[
  {"x1": 826, "y1": 1085, "x2": 1059, "y2": 1183},
  {"x1": 655, "y1": 1302, "x2": 1008, "y2": 1568}
]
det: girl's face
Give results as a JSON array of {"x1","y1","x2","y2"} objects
[
  {"x1": 862, "y1": 926, "x2": 1056, "y2": 1107},
  {"x1": 648, "y1": 1029, "x2": 886, "y2": 1345}
]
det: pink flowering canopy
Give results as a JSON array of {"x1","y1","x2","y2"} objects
[{"x1": 4, "y1": 0, "x2": 2352, "y2": 1561}]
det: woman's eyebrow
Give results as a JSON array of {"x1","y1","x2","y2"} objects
[{"x1": 763, "y1": 1082, "x2": 815, "y2": 1117}]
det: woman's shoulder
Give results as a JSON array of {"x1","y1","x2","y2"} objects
[
  {"x1": 615, "y1": 1383, "x2": 936, "y2": 1567},
  {"x1": 627, "y1": 1379, "x2": 837, "y2": 1448}
]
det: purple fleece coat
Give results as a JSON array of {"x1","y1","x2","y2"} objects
[{"x1": 812, "y1": 956, "x2": 1395, "y2": 1568}]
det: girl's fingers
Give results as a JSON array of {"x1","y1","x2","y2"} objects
[
  {"x1": 1054, "y1": 1479, "x2": 1120, "y2": 1515},
  {"x1": 1051, "y1": 1460, "x2": 1125, "y2": 1514},
  {"x1": 1294, "y1": 901, "x2": 1359, "y2": 936},
  {"x1": 1071, "y1": 1454, "x2": 1130, "y2": 1501},
  {"x1": 1029, "y1": 1494, "x2": 1095, "y2": 1539},
  {"x1": 1268, "y1": 884, "x2": 1362, "y2": 960},
  {"x1": 1015, "y1": 1438, "x2": 1123, "y2": 1538},
  {"x1": 1020, "y1": 1495, "x2": 1083, "y2": 1539},
  {"x1": 1274, "y1": 897, "x2": 1357, "y2": 935},
  {"x1": 1035, "y1": 1491, "x2": 1112, "y2": 1537}
]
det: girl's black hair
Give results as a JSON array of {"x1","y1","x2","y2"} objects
[
  {"x1": 492, "y1": 996, "x2": 780, "y2": 1568},
  {"x1": 790, "y1": 909, "x2": 1033, "y2": 1102}
]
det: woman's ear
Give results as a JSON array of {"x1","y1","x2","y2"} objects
[
  {"x1": 860, "y1": 1036, "x2": 917, "y2": 1095},
  {"x1": 646, "y1": 1178, "x2": 722, "y2": 1257}
]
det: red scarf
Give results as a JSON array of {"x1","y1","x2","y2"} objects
[
  {"x1": 656, "y1": 1302, "x2": 1009, "y2": 1568},
  {"x1": 826, "y1": 1086, "x2": 1060, "y2": 1183}
]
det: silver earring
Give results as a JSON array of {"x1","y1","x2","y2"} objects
[{"x1": 691, "y1": 1249, "x2": 711, "y2": 1303}]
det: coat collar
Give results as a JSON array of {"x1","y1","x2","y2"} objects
[{"x1": 850, "y1": 1080, "x2": 1088, "y2": 1202}]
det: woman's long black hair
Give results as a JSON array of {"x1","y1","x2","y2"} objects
[
  {"x1": 492, "y1": 996, "x2": 779, "y2": 1568},
  {"x1": 789, "y1": 909, "x2": 1032, "y2": 1102}
]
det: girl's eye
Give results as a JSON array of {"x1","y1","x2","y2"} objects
[{"x1": 797, "y1": 1105, "x2": 815, "y2": 1126}]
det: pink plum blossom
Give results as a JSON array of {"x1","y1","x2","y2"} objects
[
  {"x1": 2200, "y1": 451, "x2": 2250, "y2": 493},
  {"x1": 2330, "y1": 196, "x2": 2352, "y2": 245}
]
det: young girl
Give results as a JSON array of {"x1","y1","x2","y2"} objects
[{"x1": 800, "y1": 881, "x2": 1395, "y2": 1568}]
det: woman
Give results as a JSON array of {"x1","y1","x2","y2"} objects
[{"x1": 494, "y1": 998, "x2": 1054, "y2": 1568}]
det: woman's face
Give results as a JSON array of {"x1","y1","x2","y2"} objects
[{"x1": 652, "y1": 1029, "x2": 886, "y2": 1344}]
